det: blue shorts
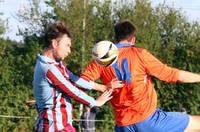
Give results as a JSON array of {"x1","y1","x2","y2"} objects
[{"x1": 115, "y1": 109, "x2": 189, "y2": 132}]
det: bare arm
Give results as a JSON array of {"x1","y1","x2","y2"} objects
[
  {"x1": 178, "y1": 70, "x2": 200, "y2": 83},
  {"x1": 92, "y1": 79, "x2": 124, "y2": 92},
  {"x1": 92, "y1": 82, "x2": 107, "y2": 92}
]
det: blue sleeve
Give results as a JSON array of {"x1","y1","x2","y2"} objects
[{"x1": 67, "y1": 69, "x2": 94, "y2": 90}]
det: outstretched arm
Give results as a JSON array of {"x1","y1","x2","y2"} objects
[
  {"x1": 46, "y1": 65, "x2": 116, "y2": 108},
  {"x1": 46, "y1": 65, "x2": 96, "y2": 107},
  {"x1": 178, "y1": 70, "x2": 200, "y2": 83}
]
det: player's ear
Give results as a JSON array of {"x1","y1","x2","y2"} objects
[
  {"x1": 132, "y1": 35, "x2": 136, "y2": 44},
  {"x1": 51, "y1": 39, "x2": 58, "y2": 49},
  {"x1": 127, "y1": 35, "x2": 135, "y2": 43}
]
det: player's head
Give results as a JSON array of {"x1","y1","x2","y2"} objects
[
  {"x1": 44, "y1": 21, "x2": 72, "y2": 60},
  {"x1": 44, "y1": 21, "x2": 71, "y2": 48},
  {"x1": 114, "y1": 20, "x2": 136, "y2": 43}
]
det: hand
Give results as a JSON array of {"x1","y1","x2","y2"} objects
[
  {"x1": 95, "y1": 89, "x2": 113, "y2": 107},
  {"x1": 106, "y1": 78, "x2": 124, "y2": 90}
]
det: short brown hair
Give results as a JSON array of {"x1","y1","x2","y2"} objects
[
  {"x1": 44, "y1": 21, "x2": 71, "y2": 48},
  {"x1": 114, "y1": 20, "x2": 136, "y2": 42}
]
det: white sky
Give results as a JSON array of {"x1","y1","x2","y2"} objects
[
  {"x1": 151, "y1": 0, "x2": 200, "y2": 22},
  {"x1": 0, "y1": 0, "x2": 200, "y2": 42}
]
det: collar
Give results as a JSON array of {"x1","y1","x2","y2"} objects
[
  {"x1": 37, "y1": 54, "x2": 60, "y2": 64},
  {"x1": 115, "y1": 43, "x2": 135, "y2": 48}
]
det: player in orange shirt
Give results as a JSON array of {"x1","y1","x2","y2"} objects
[{"x1": 81, "y1": 20, "x2": 200, "y2": 132}]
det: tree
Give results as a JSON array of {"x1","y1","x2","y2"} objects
[{"x1": 4, "y1": 0, "x2": 198, "y2": 131}]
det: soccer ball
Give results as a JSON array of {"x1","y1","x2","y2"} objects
[{"x1": 92, "y1": 40, "x2": 118, "y2": 67}]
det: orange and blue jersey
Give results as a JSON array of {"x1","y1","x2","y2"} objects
[
  {"x1": 33, "y1": 54, "x2": 96, "y2": 131},
  {"x1": 81, "y1": 43, "x2": 180, "y2": 126}
]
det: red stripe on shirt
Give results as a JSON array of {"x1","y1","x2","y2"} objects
[
  {"x1": 60, "y1": 94, "x2": 68, "y2": 127},
  {"x1": 46, "y1": 70, "x2": 91, "y2": 106},
  {"x1": 42, "y1": 109, "x2": 49, "y2": 132},
  {"x1": 52, "y1": 88, "x2": 58, "y2": 131}
]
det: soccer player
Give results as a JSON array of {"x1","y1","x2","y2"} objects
[
  {"x1": 32, "y1": 21, "x2": 123, "y2": 132},
  {"x1": 80, "y1": 106, "x2": 99, "y2": 132},
  {"x1": 81, "y1": 20, "x2": 200, "y2": 132}
]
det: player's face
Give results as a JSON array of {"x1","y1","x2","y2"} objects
[{"x1": 53, "y1": 35, "x2": 71, "y2": 60}]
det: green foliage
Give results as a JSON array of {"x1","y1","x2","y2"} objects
[
  {"x1": 0, "y1": 38, "x2": 41, "y2": 131},
  {"x1": 0, "y1": 0, "x2": 200, "y2": 131}
]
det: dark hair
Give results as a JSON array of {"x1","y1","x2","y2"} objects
[
  {"x1": 114, "y1": 20, "x2": 136, "y2": 42},
  {"x1": 44, "y1": 21, "x2": 71, "y2": 48}
]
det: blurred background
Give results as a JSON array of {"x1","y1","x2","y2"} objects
[{"x1": 0, "y1": 0, "x2": 200, "y2": 131}]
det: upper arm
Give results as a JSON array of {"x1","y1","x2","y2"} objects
[
  {"x1": 81, "y1": 60, "x2": 102, "y2": 81},
  {"x1": 142, "y1": 49, "x2": 179, "y2": 82}
]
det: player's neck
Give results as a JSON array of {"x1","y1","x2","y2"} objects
[
  {"x1": 119, "y1": 40, "x2": 133, "y2": 45},
  {"x1": 43, "y1": 49, "x2": 55, "y2": 61},
  {"x1": 119, "y1": 36, "x2": 135, "y2": 44}
]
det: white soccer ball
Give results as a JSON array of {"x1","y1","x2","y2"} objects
[{"x1": 92, "y1": 40, "x2": 118, "y2": 67}]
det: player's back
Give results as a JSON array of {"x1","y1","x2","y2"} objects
[{"x1": 100, "y1": 46, "x2": 157, "y2": 126}]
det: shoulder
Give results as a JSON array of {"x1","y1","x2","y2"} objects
[
  {"x1": 119, "y1": 45, "x2": 147, "y2": 56},
  {"x1": 130, "y1": 46, "x2": 151, "y2": 56},
  {"x1": 35, "y1": 59, "x2": 52, "y2": 74},
  {"x1": 85, "y1": 60, "x2": 103, "y2": 71},
  {"x1": 45, "y1": 63, "x2": 64, "y2": 78},
  {"x1": 46, "y1": 63, "x2": 57, "y2": 72}
]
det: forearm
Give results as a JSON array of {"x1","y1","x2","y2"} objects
[
  {"x1": 178, "y1": 70, "x2": 200, "y2": 83},
  {"x1": 92, "y1": 82, "x2": 106, "y2": 92}
]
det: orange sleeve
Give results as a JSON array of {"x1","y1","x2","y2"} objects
[
  {"x1": 142, "y1": 49, "x2": 180, "y2": 82},
  {"x1": 81, "y1": 60, "x2": 102, "y2": 81}
]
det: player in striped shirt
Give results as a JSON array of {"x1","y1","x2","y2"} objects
[{"x1": 33, "y1": 21, "x2": 123, "y2": 132}]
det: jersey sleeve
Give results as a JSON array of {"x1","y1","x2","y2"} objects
[
  {"x1": 46, "y1": 64, "x2": 96, "y2": 107},
  {"x1": 142, "y1": 49, "x2": 180, "y2": 82},
  {"x1": 67, "y1": 69, "x2": 94, "y2": 90},
  {"x1": 81, "y1": 60, "x2": 103, "y2": 81}
]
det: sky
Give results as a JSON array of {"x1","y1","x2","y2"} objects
[{"x1": 0, "y1": 0, "x2": 200, "y2": 42}]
